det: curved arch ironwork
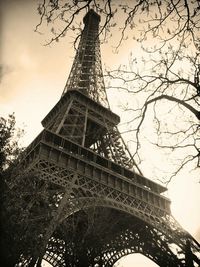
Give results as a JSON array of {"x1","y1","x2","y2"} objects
[{"x1": 42, "y1": 200, "x2": 185, "y2": 267}]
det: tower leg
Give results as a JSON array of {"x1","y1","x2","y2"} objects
[
  {"x1": 185, "y1": 240, "x2": 194, "y2": 267},
  {"x1": 36, "y1": 257, "x2": 42, "y2": 267},
  {"x1": 29, "y1": 257, "x2": 38, "y2": 267}
]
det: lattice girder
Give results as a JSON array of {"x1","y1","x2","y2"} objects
[
  {"x1": 62, "y1": 10, "x2": 109, "y2": 108},
  {"x1": 14, "y1": 134, "x2": 170, "y2": 216},
  {"x1": 12, "y1": 165, "x2": 198, "y2": 266},
  {"x1": 21, "y1": 128, "x2": 166, "y2": 194},
  {"x1": 11, "y1": 124, "x2": 200, "y2": 266},
  {"x1": 42, "y1": 90, "x2": 141, "y2": 173},
  {"x1": 41, "y1": 208, "x2": 185, "y2": 267}
]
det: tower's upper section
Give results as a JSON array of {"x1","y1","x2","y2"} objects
[
  {"x1": 83, "y1": 9, "x2": 100, "y2": 25},
  {"x1": 62, "y1": 9, "x2": 109, "y2": 108}
]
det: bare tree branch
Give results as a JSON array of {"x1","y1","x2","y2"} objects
[
  {"x1": 146, "y1": 94, "x2": 200, "y2": 119},
  {"x1": 36, "y1": 0, "x2": 200, "y2": 50}
]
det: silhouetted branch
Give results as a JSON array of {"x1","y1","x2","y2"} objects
[
  {"x1": 36, "y1": 0, "x2": 200, "y2": 50},
  {"x1": 145, "y1": 95, "x2": 200, "y2": 119},
  {"x1": 107, "y1": 44, "x2": 199, "y2": 181}
]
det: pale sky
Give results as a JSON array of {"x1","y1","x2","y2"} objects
[{"x1": 1, "y1": 1, "x2": 200, "y2": 266}]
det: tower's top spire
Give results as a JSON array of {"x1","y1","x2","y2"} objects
[
  {"x1": 62, "y1": 9, "x2": 109, "y2": 108},
  {"x1": 83, "y1": 9, "x2": 100, "y2": 25}
]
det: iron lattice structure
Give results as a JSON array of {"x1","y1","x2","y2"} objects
[{"x1": 7, "y1": 9, "x2": 200, "y2": 267}]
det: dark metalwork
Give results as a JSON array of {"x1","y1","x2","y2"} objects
[
  {"x1": 8, "y1": 9, "x2": 200, "y2": 267},
  {"x1": 62, "y1": 10, "x2": 109, "y2": 108}
]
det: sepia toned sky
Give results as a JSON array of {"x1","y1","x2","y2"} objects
[{"x1": 1, "y1": 1, "x2": 200, "y2": 266}]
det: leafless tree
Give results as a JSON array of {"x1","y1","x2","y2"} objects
[
  {"x1": 106, "y1": 44, "x2": 199, "y2": 182},
  {"x1": 36, "y1": 0, "x2": 200, "y2": 50}
]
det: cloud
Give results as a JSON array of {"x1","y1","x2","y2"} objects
[{"x1": 0, "y1": 64, "x2": 13, "y2": 83}]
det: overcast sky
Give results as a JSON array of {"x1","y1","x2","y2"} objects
[{"x1": 1, "y1": 1, "x2": 200, "y2": 266}]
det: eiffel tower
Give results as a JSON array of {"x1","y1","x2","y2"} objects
[{"x1": 7, "y1": 9, "x2": 200, "y2": 267}]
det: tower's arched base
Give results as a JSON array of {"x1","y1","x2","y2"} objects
[{"x1": 42, "y1": 207, "x2": 184, "y2": 267}]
